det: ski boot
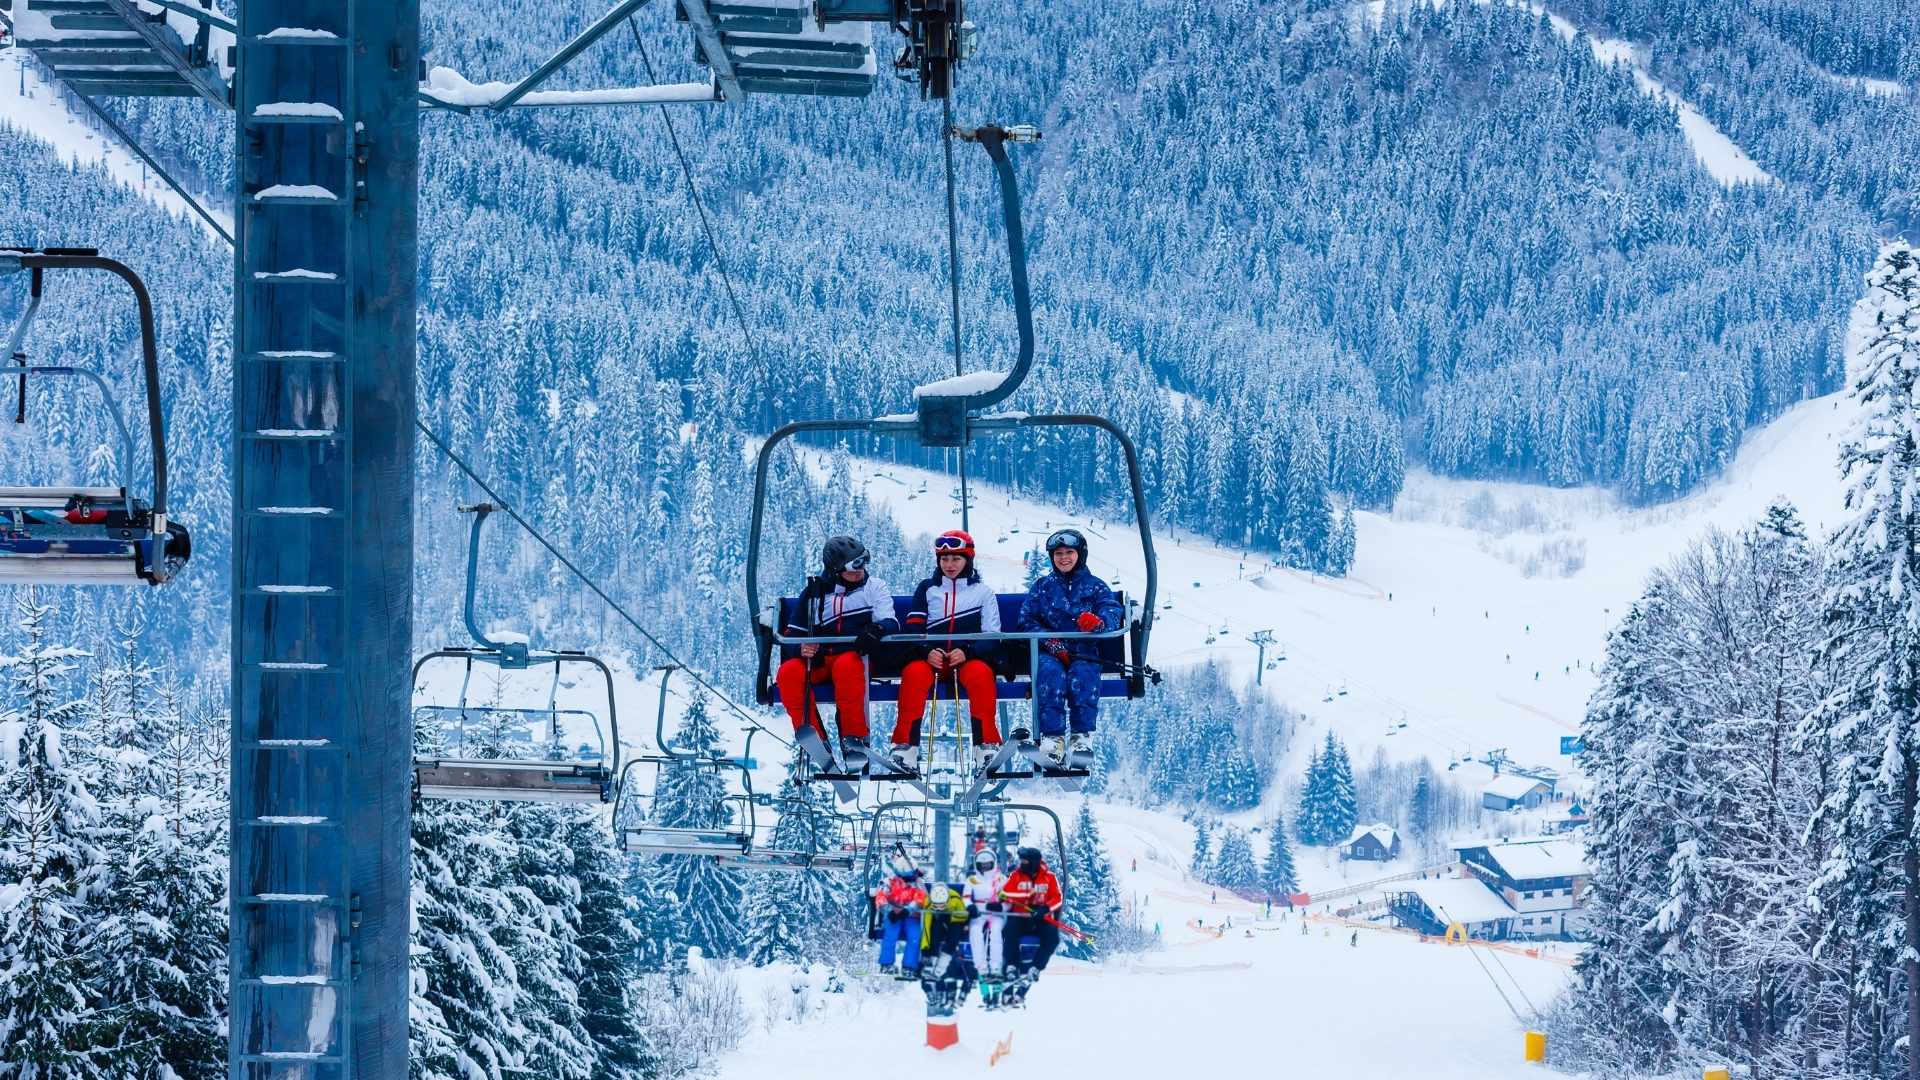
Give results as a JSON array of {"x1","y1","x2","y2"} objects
[
  {"x1": 890, "y1": 743, "x2": 920, "y2": 773},
  {"x1": 1067, "y1": 731, "x2": 1094, "y2": 766},
  {"x1": 1038, "y1": 735, "x2": 1069, "y2": 767},
  {"x1": 838, "y1": 736, "x2": 872, "y2": 769},
  {"x1": 978, "y1": 977, "x2": 1002, "y2": 1010}
]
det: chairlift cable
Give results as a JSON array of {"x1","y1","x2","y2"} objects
[
  {"x1": 414, "y1": 416, "x2": 795, "y2": 752},
  {"x1": 628, "y1": 19, "x2": 761, "y2": 373},
  {"x1": 68, "y1": 88, "x2": 232, "y2": 248}
]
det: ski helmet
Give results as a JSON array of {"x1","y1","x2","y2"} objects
[
  {"x1": 973, "y1": 849, "x2": 997, "y2": 872},
  {"x1": 1016, "y1": 846, "x2": 1042, "y2": 872},
  {"x1": 1045, "y1": 528, "x2": 1088, "y2": 565},
  {"x1": 888, "y1": 851, "x2": 915, "y2": 877},
  {"x1": 823, "y1": 535, "x2": 870, "y2": 576},
  {"x1": 930, "y1": 883, "x2": 952, "y2": 905}
]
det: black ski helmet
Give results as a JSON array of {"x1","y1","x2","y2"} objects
[
  {"x1": 1045, "y1": 528, "x2": 1088, "y2": 565},
  {"x1": 1016, "y1": 846, "x2": 1042, "y2": 871},
  {"x1": 822, "y1": 535, "x2": 870, "y2": 576}
]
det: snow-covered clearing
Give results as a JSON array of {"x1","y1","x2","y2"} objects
[
  {"x1": 0, "y1": 49, "x2": 233, "y2": 239},
  {"x1": 716, "y1": 793, "x2": 1577, "y2": 1079}
]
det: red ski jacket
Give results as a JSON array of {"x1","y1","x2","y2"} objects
[
  {"x1": 873, "y1": 876, "x2": 927, "y2": 910},
  {"x1": 1000, "y1": 864, "x2": 1062, "y2": 915}
]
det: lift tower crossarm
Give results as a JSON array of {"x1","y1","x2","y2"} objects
[
  {"x1": 677, "y1": 0, "x2": 743, "y2": 101},
  {"x1": 485, "y1": 0, "x2": 657, "y2": 110}
]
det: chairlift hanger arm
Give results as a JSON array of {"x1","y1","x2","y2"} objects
[
  {"x1": 9, "y1": 367, "x2": 139, "y2": 512},
  {"x1": 0, "y1": 250, "x2": 168, "y2": 518},
  {"x1": 746, "y1": 411, "x2": 1157, "y2": 659}
]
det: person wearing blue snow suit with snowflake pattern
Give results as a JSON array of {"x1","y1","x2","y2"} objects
[{"x1": 1017, "y1": 528, "x2": 1123, "y2": 761}]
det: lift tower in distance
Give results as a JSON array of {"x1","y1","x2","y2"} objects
[{"x1": 227, "y1": 0, "x2": 419, "y2": 1073}]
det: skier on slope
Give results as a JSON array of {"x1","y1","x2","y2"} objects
[
  {"x1": 1017, "y1": 528, "x2": 1124, "y2": 763},
  {"x1": 873, "y1": 852, "x2": 929, "y2": 976},
  {"x1": 888, "y1": 529, "x2": 1006, "y2": 773},
  {"x1": 776, "y1": 535, "x2": 897, "y2": 766},
  {"x1": 999, "y1": 847, "x2": 1065, "y2": 1005},
  {"x1": 963, "y1": 848, "x2": 1010, "y2": 1006}
]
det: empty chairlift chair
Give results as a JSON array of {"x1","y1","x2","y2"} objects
[
  {"x1": 410, "y1": 504, "x2": 620, "y2": 802},
  {"x1": 0, "y1": 250, "x2": 191, "y2": 586}
]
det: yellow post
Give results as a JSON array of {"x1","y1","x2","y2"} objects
[
  {"x1": 1702, "y1": 1070, "x2": 1730, "y2": 1080},
  {"x1": 1523, "y1": 1031, "x2": 1547, "y2": 1063}
]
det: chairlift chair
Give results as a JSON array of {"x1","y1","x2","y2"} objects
[
  {"x1": 744, "y1": 127, "x2": 1159, "y2": 790},
  {"x1": 0, "y1": 249, "x2": 190, "y2": 585},
  {"x1": 411, "y1": 504, "x2": 620, "y2": 802}
]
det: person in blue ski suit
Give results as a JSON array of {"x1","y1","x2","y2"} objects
[{"x1": 1017, "y1": 528, "x2": 1123, "y2": 759}]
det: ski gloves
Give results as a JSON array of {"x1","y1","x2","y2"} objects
[{"x1": 1075, "y1": 611, "x2": 1103, "y2": 633}]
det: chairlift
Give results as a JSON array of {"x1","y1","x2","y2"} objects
[
  {"x1": 411, "y1": 504, "x2": 620, "y2": 802},
  {"x1": 744, "y1": 127, "x2": 1159, "y2": 790},
  {"x1": 613, "y1": 668, "x2": 856, "y2": 870},
  {"x1": 0, "y1": 249, "x2": 190, "y2": 585}
]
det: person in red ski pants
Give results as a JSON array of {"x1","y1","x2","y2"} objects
[
  {"x1": 776, "y1": 535, "x2": 896, "y2": 764},
  {"x1": 889, "y1": 530, "x2": 1004, "y2": 773}
]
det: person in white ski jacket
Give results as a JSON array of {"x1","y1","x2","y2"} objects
[
  {"x1": 964, "y1": 848, "x2": 1009, "y2": 979},
  {"x1": 776, "y1": 535, "x2": 897, "y2": 764},
  {"x1": 888, "y1": 529, "x2": 1004, "y2": 772}
]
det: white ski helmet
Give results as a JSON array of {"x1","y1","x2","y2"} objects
[{"x1": 973, "y1": 849, "x2": 996, "y2": 871}]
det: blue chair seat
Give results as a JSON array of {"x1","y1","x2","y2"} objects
[{"x1": 754, "y1": 592, "x2": 1142, "y2": 705}]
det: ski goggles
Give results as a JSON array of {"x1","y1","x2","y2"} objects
[
  {"x1": 841, "y1": 553, "x2": 870, "y2": 572},
  {"x1": 934, "y1": 535, "x2": 970, "y2": 552},
  {"x1": 1045, "y1": 531, "x2": 1085, "y2": 551}
]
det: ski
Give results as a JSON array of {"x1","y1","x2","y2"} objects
[{"x1": 792, "y1": 727, "x2": 859, "y2": 804}]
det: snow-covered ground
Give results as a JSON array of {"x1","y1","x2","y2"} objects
[
  {"x1": 0, "y1": 49, "x2": 232, "y2": 238},
  {"x1": 715, "y1": 792, "x2": 1578, "y2": 1079}
]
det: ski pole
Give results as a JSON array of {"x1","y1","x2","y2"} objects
[{"x1": 1043, "y1": 912, "x2": 1092, "y2": 942}]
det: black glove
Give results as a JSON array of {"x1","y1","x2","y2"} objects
[
  {"x1": 986, "y1": 901, "x2": 1004, "y2": 913},
  {"x1": 1032, "y1": 902, "x2": 1052, "y2": 918},
  {"x1": 966, "y1": 903, "x2": 979, "y2": 918},
  {"x1": 856, "y1": 622, "x2": 890, "y2": 655}
]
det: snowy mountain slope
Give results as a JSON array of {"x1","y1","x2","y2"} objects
[
  {"x1": 0, "y1": 49, "x2": 232, "y2": 238},
  {"x1": 713, "y1": 792, "x2": 1578, "y2": 1080},
  {"x1": 783, "y1": 278, "x2": 1873, "y2": 797},
  {"x1": 1362, "y1": 0, "x2": 1773, "y2": 185}
]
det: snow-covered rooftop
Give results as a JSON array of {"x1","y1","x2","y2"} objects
[
  {"x1": 1476, "y1": 839, "x2": 1590, "y2": 881},
  {"x1": 1482, "y1": 774, "x2": 1551, "y2": 800},
  {"x1": 1342, "y1": 823, "x2": 1398, "y2": 850},
  {"x1": 1403, "y1": 878, "x2": 1516, "y2": 926}
]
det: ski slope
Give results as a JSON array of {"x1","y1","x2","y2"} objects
[
  {"x1": 716, "y1": 793, "x2": 1578, "y2": 1080},
  {"x1": 0, "y1": 49, "x2": 233, "y2": 239}
]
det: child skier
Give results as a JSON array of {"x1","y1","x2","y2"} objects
[
  {"x1": 919, "y1": 881, "x2": 975, "y2": 1015},
  {"x1": 890, "y1": 529, "x2": 1005, "y2": 772},
  {"x1": 1017, "y1": 528, "x2": 1124, "y2": 763},
  {"x1": 963, "y1": 848, "x2": 1010, "y2": 1006},
  {"x1": 872, "y1": 853, "x2": 928, "y2": 975},
  {"x1": 999, "y1": 847, "x2": 1064, "y2": 1005},
  {"x1": 776, "y1": 535, "x2": 897, "y2": 766}
]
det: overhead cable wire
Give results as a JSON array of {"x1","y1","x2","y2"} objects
[
  {"x1": 414, "y1": 416, "x2": 795, "y2": 752},
  {"x1": 68, "y1": 87, "x2": 234, "y2": 247},
  {"x1": 627, "y1": 18, "x2": 761, "y2": 368}
]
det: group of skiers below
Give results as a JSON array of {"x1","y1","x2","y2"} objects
[
  {"x1": 776, "y1": 526, "x2": 1124, "y2": 773},
  {"x1": 869, "y1": 845, "x2": 1066, "y2": 1010}
]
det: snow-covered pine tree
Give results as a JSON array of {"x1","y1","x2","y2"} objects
[
  {"x1": 764, "y1": 752, "x2": 855, "y2": 959},
  {"x1": 1061, "y1": 802, "x2": 1122, "y2": 959},
  {"x1": 654, "y1": 693, "x2": 745, "y2": 957},
  {"x1": 1407, "y1": 772, "x2": 1435, "y2": 854},
  {"x1": 410, "y1": 774, "x2": 527, "y2": 1078},
  {"x1": 1573, "y1": 584, "x2": 1686, "y2": 1072},
  {"x1": 1211, "y1": 826, "x2": 1259, "y2": 892},
  {"x1": 740, "y1": 874, "x2": 806, "y2": 966},
  {"x1": 567, "y1": 811, "x2": 657, "y2": 1080},
  {"x1": 0, "y1": 590, "x2": 104, "y2": 1080},
  {"x1": 1260, "y1": 814, "x2": 1299, "y2": 900},
  {"x1": 1296, "y1": 740, "x2": 1327, "y2": 845},
  {"x1": 500, "y1": 805, "x2": 593, "y2": 1080},
  {"x1": 625, "y1": 853, "x2": 684, "y2": 976},
  {"x1": 1318, "y1": 733, "x2": 1359, "y2": 845},
  {"x1": 1189, "y1": 817, "x2": 1213, "y2": 876},
  {"x1": 1805, "y1": 242, "x2": 1920, "y2": 1079},
  {"x1": 79, "y1": 681, "x2": 226, "y2": 1080}
]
